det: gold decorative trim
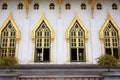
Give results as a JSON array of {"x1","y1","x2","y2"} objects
[
  {"x1": 31, "y1": 12, "x2": 55, "y2": 41},
  {"x1": 66, "y1": 14, "x2": 89, "y2": 63},
  {"x1": 66, "y1": 15, "x2": 89, "y2": 41},
  {"x1": 24, "y1": 0, "x2": 31, "y2": 19},
  {"x1": 31, "y1": 12, "x2": 55, "y2": 63},
  {"x1": 88, "y1": 0, "x2": 95, "y2": 19},
  {"x1": 99, "y1": 11, "x2": 120, "y2": 41},
  {"x1": 0, "y1": 12, "x2": 21, "y2": 41},
  {"x1": 58, "y1": 0, "x2": 62, "y2": 18},
  {"x1": 0, "y1": 12, "x2": 21, "y2": 58}
]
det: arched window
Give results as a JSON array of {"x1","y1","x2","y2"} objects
[
  {"x1": 49, "y1": 3, "x2": 55, "y2": 10},
  {"x1": 104, "y1": 21, "x2": 119, "y2": 59},
  {"x1": 96, "y1": 3, "x2": 102, "y2": 10},
  {"x1": 66, "y1": 15, "x2": 89, "y2": 62},
  {"x1": 33, "y1": 3, "x2": 39, "y2": 10},
  {"x1": 1, "y1": 21, "x2": 16, "y2": 58},
  {"x1": 0, "y1": 13, "x2": 21, "y2": 59},
  {"x1": 35, "y1": 21, "x2": 51, "y2": 62},
  {"x1": 81, "y1": 3, "x2": 86, "y2": 10},
  {"x1": 65, "y1": 3, "x2": 71, "y2": 10},
  {"x1": 18, "y1": 3, "x2": 23, "y2": 10},
  {"x1": 70, "y1": 21, "x2": 85, "y2": 62},
  {"x1": 112, "y1": 3, "x2": 117, "y2": 10},
  {"x1": 32, "y1": 13, "x2": 55, "y2": 62},
  {"x1": 2, "y1": 3, "x2": 8, "y2": 10},
  {"x1": 99, "y1": 13, "x2": 120, "y2": 59}
]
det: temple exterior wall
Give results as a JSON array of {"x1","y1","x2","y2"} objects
[{"x1": 0, "y1": 0, "x2": 119, "y2": 64}]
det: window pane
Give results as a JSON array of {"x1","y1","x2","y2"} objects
[
  {"x1": 113, "y1": 48, "x2": 119, "y2": 59},
  {"x1": 35, "y1": 48, "x2": 42, "y2": 61},
  {"x1": 71, "y1": 48, "x2": 77, "y2": 61},
  {"x1": 43, "y1": 48, "x2": 50, "y2": 61},
  {"x1": 105, "y1": 48, "x2": 112, "y2": 55},
  {"x1": 78, "y1": 49, "x2": 84, "y2": 61}
]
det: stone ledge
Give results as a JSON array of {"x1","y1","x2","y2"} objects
[
  {"x1": 0, "y1": 73, "x2": 21, "y2": 77},
  {"x1": 19, "y1": 75, "x2": 102, "y2": 78},
  {"x1": 101, "y1": 72, "x2": 120, "y2": 77},
  {"x1": 10, "y1": 64, "x2": 120, "y2": 69}
]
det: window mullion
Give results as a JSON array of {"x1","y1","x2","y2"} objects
[
  {"x1": 76, "y1": 32, "x2": 79, "y2": 61},
  {"x1": 41, "y1": 32, "x2": 44, "y2": 61},
  {"x1": 109, "y1": 31, "x2": 114, "y2": 56},
  {"x1": 7, "y1": 31, "x2": 11, "y2": 56}
]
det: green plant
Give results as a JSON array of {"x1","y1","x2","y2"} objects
[
  {"x1": 0, "y1": 56, "x2": 18, "y2": 72},
  {"x1": 96, "y1": 54, "x2": 118, "y2": 72}
]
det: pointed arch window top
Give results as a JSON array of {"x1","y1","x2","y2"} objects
[
  {"x1": 99, "y1": 13, "x2": 120, "y2": 40},
  {"x1": 66, "y1": 15, "x2": 88, "y2": 41},
  {"x1": 0, "y1": 12, "x2": 21, "y2": 41},
  {"x1": 31, "y1": 13, "x2": 55, "y2": 41}
]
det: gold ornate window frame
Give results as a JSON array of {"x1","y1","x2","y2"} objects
[
  {"x1": 66, "y1": 15, "x2": 89, "y2": 63},
  {"x1": 99, "y1": 12, "x2": 120, "y2": 56},
  {"x1": 0, "y1": 12, "x2": 21, "y2": 58},
  {"x1": 31, "y1": 13, "x2": 55, "y2": 63}
]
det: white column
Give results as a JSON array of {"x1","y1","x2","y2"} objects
[
  {"x1": 66, "y1": 41, "x2": 70, "y2": 63},
  {"x1": 85, "y1": 40, "x2": 89, "y2": 63},
  {"x1": 100, "y1": 40, "x2": 104, "y2": 56},
  {"x1": 15, "y1": 39, "x2": 19, "y2": 59},
  {"x1": 30, "y1": 40, "x2": 35, "y2": 63},
  {"x1": 50, "y1": 40, "x2": 54, "y2": 63},
  {"x1": 57, "y1": 18, "x2": 64, "y2": 64}
]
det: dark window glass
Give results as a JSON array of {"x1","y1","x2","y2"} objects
[{"x1": 71, "y1": 48, "x2": 77, "y2": 61}]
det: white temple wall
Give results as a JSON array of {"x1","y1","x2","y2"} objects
[{"x1": 0, "y1": 0, "x2": 119, "y2": 64}]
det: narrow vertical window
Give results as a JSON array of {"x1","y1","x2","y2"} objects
[
  {"x1": 1, "y1": 21, "x2": 16, "y2": 58},
  {"x1": 70, "y1": 21, "x2": 85, "y2": 62},
  {"x1": 2, "y1": 3, "x2": 8, "y2": 10},
  {"x1": 112, "y1": 3, "x2": 117, "y2": 10},
  {"x1": 65, "y1": 3, "x2": 71, "y2": 10},
  {"x1": 34, "y1": 3, "x2": 39, "y2": 10},
  {"x1": 81, "y1": 3, "x2": 86, "y2": 10},
  {"x1": 35, "y1": 21, "x2": 51, "y2": 62},
  {"x1": 96, "y1": 3, "x2": 102, "y2": 10},
  {"x1": 18, "y1": 3, "x2": 23, "y2": 10},
  {"x1": 104, "y1": 21, "x2": 119, "y2": 59},
  {"x1": 49, "y1": 3, "x2": 55, "y2": 10}
]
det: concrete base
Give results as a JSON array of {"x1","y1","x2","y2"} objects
[
  {"x1": 102, "y1": 72, "x2": 120, "y2": 80},
  {"x1": 0, "y1": 72, "x2": 21, "y2": 80}
]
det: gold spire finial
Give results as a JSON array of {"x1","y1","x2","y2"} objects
[
  {"x1": 58, "y1": 0, "x2": 62, "y2": 18},
  {"x1": 10, "y1": 9, "x2": 12, "y2": 16},
  {"x1": 108, "y1": 9, "x2": 110, "y2": 15},
  {"x1": 75, "y1": 9, "x2": 78, "y2": 16},
  {"x1": 42, "y1": 9, "x2": 45, "y2": 16}
]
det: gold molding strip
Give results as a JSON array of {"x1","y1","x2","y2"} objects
[
  {"x1": 24, "y1": 0, "x2": 31, "y2": 19},
  {"x1": 99, "y1": 10, "x2": 120, "y2": 41},
  {"x1": 88, "y1": 0, "x2": 95, "y2": 19},
  {"x1": 58, "y1": 0, "x2": 62, "y2": 18},
  {"x1": 31, "y1": 12, "x2": 55, "y2": 41},
  {"x1": 0, "y1": 11, "x2": 21, "y2": 41}
]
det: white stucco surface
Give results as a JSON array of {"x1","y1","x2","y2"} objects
[{"x1": 0, "y1": 0, "x2": 119, "y2": 64}]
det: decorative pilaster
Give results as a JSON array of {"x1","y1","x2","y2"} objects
[
  {"x1": 50, "y1": 40, "x2": 54, "y2": 63},
  {"x1": 88, "y1": 0, "x2": 95, "y2": 19},
  {"x1": 24, "y1": 0, "x2": 31, "y2": 19},
  {"x1": 66, "y1": 40, "x2": 70, "y2": 63},
  {"x1": 30, "y1": 39, "x2": 35, "y2": 63},
  {"x1": 58, "y1": 0, "x2": 62, "y2": 18}
]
